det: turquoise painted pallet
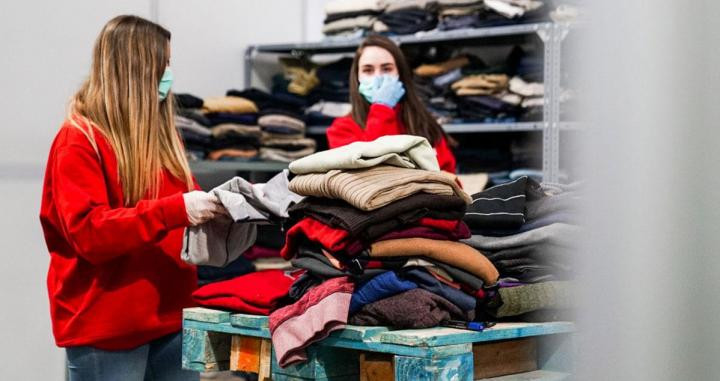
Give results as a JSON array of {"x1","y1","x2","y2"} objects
[{"x1": 182, "y1": 307, "x2": 575, "y2": 380}]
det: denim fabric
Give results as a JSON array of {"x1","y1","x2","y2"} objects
[{"x1": 66, "y1": 332, "x2": 197, "y2": 381}]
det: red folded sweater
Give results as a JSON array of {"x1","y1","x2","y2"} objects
[
  {"x1": 192, "y1": 270, "x2": 303, "y2": 315},
  {"x1": 281, "y1": 217, "x2": 469, "y2": 259}
]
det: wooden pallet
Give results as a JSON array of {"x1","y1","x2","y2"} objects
[{"x1": 182, "y1": 308, "x2": 575, "y2": 381}]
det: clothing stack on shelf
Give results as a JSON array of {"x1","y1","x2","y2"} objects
[
  {"x1": 268, "y1": 134, "x2": 500, "y2": 367},
  {"x1": 223, "y1": 56, "x2": 353, "y2": 132},
  {"x1": 258, "y1": 113, "x2": 316, "y2": 163},
  {"x1": 322, "y1": 0, "x2": 558, "y2": 38},
  {"x1": 412, "y1": 47, "x2": 544, "y2": 124},
  {"x1": 225, "y1": 87, "x2": 318, "y2": 163},
  {"x1": 173, "y1": 92, "x2": 261, "y2": 161},
  {"x1": 376, "y1": 0, "x2": 439, "y2": 35},
  {"x1": 312, "y1": 57, "x2": 354, "y2": 104},
  {"x1": 461, "y1": 176, "x2": 579, "y2": 321},
  {"x1": 437, "y1": 0, "x2": 495, "y2": 31},
  {"x1": 322, "y1": 0, "x2": 388, "y2": 37}
]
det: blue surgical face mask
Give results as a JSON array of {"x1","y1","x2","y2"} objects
[
  {"x1": 358, "y1": 75, "x2": 400, "y2": 103},
  {"x1": 158, "y1": 67, "x2": 173, "y2": 101},
  {"x1": 358, "y1": 77, "x2": 375, "y2": 103}
]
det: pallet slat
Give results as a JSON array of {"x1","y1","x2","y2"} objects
[{"x1": 378, "y1": 322, "x2": 575, "y2": 347}]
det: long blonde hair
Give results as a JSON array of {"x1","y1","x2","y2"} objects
[{"x1": 68, "y1": 15, "x2": 193, "y2": 206}]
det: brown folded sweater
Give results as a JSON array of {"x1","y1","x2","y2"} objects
[
  {"x1": 288, "y1": 165, "x2": 471, "y2": 211},
  {"x1": 369, "y1": 238, "x2": 499, "y2": 284}
]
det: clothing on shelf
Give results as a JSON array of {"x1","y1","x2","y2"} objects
[{"x1": 202, "y1": 96, "x2": 258, "y2": 114}]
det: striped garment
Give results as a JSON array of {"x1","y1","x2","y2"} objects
[
  {"x1": 288, "y1": 165, "x2": 471, "y2": 211},
  {"x1": 258, "y1": 114, "x2": 306, "y2": 132}
]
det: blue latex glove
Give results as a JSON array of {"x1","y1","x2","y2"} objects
[
  {"x1": 372, "y1": 75, "x2": 406, "y2": 107},
  {"x1": 359, "y1": 75, "x2": 406, "y2": 107}
]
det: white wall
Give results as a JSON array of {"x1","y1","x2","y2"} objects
[
  {"x1": 0, "y1": 3, "x2": 152, "y2": 379},
  {"x1": 0, "y1": 1, "x2": 305, "y2": 379},
  {"x1": 158, "y1": 0, "x2": 304, "y2": 97}
]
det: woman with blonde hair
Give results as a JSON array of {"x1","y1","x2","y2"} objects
[{"x1": 40, "y1": 15, "x2": 222, "y2": 380}]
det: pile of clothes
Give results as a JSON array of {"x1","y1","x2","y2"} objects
[
  {"x1": 185, "y1": 135, "x2": 577, "y2": 368},
  {"x1": 174, "y1": 93, "x2": 261, "y2": 161},
  {"x1": 267, "y1": 134, "x2": 500, "y2": 367},
  {"x1": 412, "y1": 47, "x2": 544, "y2": 123},
  {"x1": 462, "y1": 176, "x2": 578, "y2": 321},
  {"x1": 321, "y1": 0, "x2": 567, "y2": 37}
]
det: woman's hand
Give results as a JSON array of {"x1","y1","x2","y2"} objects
[
  {"x1": 370, "y1": 75, "x2": 406, "y2": 108},
  {"x1": 183, "y1": 191, "x2": 226, "y2": 226}
]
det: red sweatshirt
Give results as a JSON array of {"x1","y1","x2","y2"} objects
[
  {"x1": 326, "y1": 104, "x2": 457, "y2": 173},
  {"x1": 39, "y1": 119, "x2": 197, "y2": 350}
]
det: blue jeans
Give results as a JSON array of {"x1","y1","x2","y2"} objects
[{"x1": 66, "y1": 332, "x2": 198, "y2": 381}]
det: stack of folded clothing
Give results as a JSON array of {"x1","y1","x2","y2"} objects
[
  {"x1": 451, "y1": 73, "x2": 509, "y2": 96},
  {"x1": 173, "y1": 92, "x2": 261, "y2": 161},
  {"x1": 266, "y1": 134, "x2": 500, "y2": 367},
  {"x1": 311, "y1": 57, "x2": 353, "y2": 104},
  {"x1": 437, "y1": 0, "x2": 509, "y2": 30},
  {"x1": 305, "y1": 101, "x2": 352, "y2": 126},
  {"x1": 461, "y1": 176, "x2": 579, "y2": 321},
  {"x1": 509, "y1": 76, "x2": 544, "y2": 121},
  {"x1": 484, "y1": 0, "x2": 546, "y2": 22},
  {"x1": 258, "y1": 113, "x2": 316, "y2": 162},
  {"x1": 320, "y1": 0, "x2": 554, "y2": 38},
  {"x1": 376, "y1": 0, "x2": 439, "y2": 35},
  {"x1": 202, "y1": 96, "x2": 261, "y2": 160},
  {"x1": 175, "y1": 113, "x2": 212, "y2": 161},
  {"x1": 413, "y1": 54, "x2": 472, "y2": 122},
  {"x1": 322, "y1": 0, "x2": 388, "y2": 37},
  {"x1": 224, "y1": 88, "x2": 318, "y2": 162}
]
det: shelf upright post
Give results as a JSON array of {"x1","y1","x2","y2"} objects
[
  {"x1": 538, "y1": 23, "x2": 556, "y2": 183},
  {"x1": 244, "y1": 45, "x2": 257, "y2": 88}
]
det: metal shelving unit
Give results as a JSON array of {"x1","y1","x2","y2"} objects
[
  {"x1": 240, "y1": 22, "x2": 573, "y2": 182},
  {"x1": 306, "y1": 121, "x2": 543, "y2": 135}
]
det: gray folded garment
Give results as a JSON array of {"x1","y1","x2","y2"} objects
[
  {"x1": 490, "y1": 281, "x2": 574, "y2": 318},
  {"x1": 462, "y1": 223, "x2": 581, "y2": 252},
  {"x1": 182, "y1": 170, "x2": 302, "y2": 267}
]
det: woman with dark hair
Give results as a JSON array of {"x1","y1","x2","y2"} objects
[{"x1": 326, "y1": 35, "x2": 457, "y2": 173}]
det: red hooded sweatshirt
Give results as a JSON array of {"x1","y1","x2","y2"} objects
[
  {"x1": 326, "y1": 104, "x2": 457, "y2": 173},
  {"x1": 39, "y1": 119, "x2": 197, "y2": 350}
]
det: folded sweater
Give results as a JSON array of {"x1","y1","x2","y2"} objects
[
  {"x1": 289, "y1": 165, "x2": 471, "y2": 211},
  {"x1": 289, "y1": 134, "x2": 439, "y2": 175}
]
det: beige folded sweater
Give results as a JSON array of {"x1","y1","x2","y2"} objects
[
  {"x1": 451, "y1": 74, "x2": 509, "y2": 95},
  {"x1": 203, "y1": 96, "x2": 258, "y2": 114},
  {"x1": 288, "y1": 165, "x2": 471, "y2": 211}
]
